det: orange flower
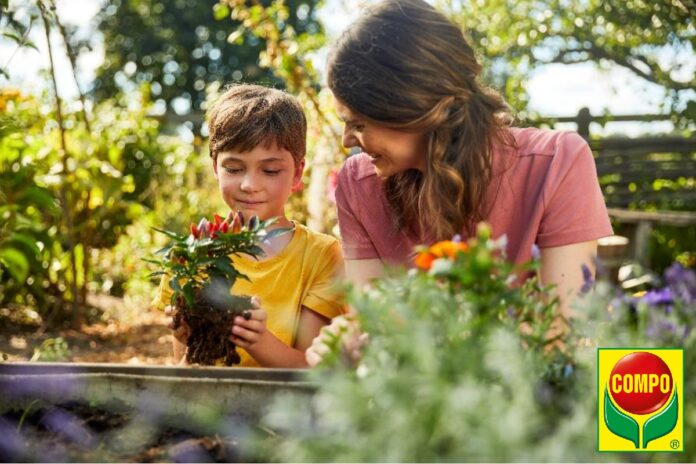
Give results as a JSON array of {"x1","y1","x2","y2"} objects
[
  {"x1": 429, "y1": 240, "x2": 468, "y2": 258},
  {"x1": 415, "y1": 252, "x2": 435, "y2": 271}
]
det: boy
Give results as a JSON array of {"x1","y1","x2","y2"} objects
[{"x1": 152, "y1": 84, "x2": 345, "y2": 367}]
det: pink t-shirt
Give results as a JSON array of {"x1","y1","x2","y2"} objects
[{"x1": 335, "y1": 127, "x2": 613, "y2": 266}]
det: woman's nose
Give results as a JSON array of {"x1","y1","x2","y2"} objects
[{"x1": 342, "y1": 128, "x2": 359, "y2": 149}]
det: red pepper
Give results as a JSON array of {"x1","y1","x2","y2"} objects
[
  {"x1": 214, "y1": 214, "x2": 223, "y2": 227},
  {"x1": 230, "y1": 212, "x2": 242, "y2": 233},
  {"x1": 190, "y1": 223, "x2": 200, "y2": 239},
  {"x1": 220, "y1": 222, "x2": 229, "y2": 233}
]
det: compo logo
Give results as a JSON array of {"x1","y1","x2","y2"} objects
[
  {"x1": 598, "y1": 349, "x2": 683, "y2": 452},
  {"x1": 597, "y1": 348, "x2": 684, "y2": 451}
]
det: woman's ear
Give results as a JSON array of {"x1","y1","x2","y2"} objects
[{"x1": 291, "y1": 159, "x2": 305, "y2": 193}]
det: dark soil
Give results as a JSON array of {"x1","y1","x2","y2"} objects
[
  {"x1": 173, "y1": 288, "x2": 253, "y2": 366},
  {"x1": 0, "y1": 401, "x2": 245, "y2": 462}
]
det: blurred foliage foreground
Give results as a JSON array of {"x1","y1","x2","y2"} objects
[
  {"x1": 1, "y1": 225, "x2": 694, "y2": 462},
  {"x1": 256, "y1": 227, "x2": 696, "y2": 462}
]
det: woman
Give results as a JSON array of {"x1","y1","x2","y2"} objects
[
  {"x1": 305, "y1": 1, "x2": 614, "y2": 366},
  {"x1": 327, "y1": 0, "x2": 612, "y2": 322}
]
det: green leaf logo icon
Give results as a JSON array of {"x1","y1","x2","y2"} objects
[
  {"x1": 643, "y1": 391, "x2": 678, "y2": 448},
  {"x1": 604, "y1": 387, "x2": 639, "y2": 448}
]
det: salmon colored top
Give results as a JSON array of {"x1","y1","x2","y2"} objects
[{"x1": 335, "y1": 127, "x2": 613, "y2": 266}]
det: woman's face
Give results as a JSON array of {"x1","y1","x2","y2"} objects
[{"x1": 334, "y1": 97, "x2": 427, "y2": 179}]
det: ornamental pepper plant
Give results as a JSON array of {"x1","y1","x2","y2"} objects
[{"x1": 146, "y1": 211, "x2": 287, "y2": 365}]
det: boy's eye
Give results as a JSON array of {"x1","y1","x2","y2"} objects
[
  {"x1": 224, "y1": 167, "x2": 243, "y2": 174},
  {"x1": 263, "y1": 170, "x2": 281, "y2": 176}
]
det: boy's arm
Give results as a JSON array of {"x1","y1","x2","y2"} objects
[{"x1": 232, "y1": 305, "x2": 330, "y2": 368}]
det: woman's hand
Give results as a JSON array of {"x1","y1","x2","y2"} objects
[
  {"x1": 305, "y1": 313, "x2": 367, "y2": 368},
  {"x1": 229, "y1": 297, "x2": 268, "y2": 350}
]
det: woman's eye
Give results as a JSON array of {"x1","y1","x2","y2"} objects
[{"x1": 354, "y1": 124, "x2": 365, "y2": 132}]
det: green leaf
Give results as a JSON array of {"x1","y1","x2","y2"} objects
[
  {"x1": 0, "y1": 246, "x2": 29, "y2": 282},
  {"x1": 152, "y1": 227, "x2": 185, "y2": 241},
  {"x1": 169, "y1": 277, "x2": 182, "y2": 293},
  {"x1": 213, "y1": 3, "x2": 230, "y2": 21},
  {"x1": 604, "y1": 388, "x2": 639, "y2": 449},
  {"x1": 643, "y1": 391, "x2": 678, "y2": 449}
]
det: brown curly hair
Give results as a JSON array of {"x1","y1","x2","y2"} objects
[
  {"x1": 207, "y1": 84, "x2": 306, "y2": 165},
  {"x1": 328, "y1": 0, "x2": 515, "y2": 240}
]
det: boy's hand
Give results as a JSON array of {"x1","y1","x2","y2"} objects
[
  {"x1": 230, "y1": 297, "x2": 268, "y2": 350},
  {"x1": 165, "y1": 305, "x2": 190, "y2": 344}
]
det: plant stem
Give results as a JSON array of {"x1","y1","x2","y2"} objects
[{"x1": 39, "y1": 1, "x2": 80, "y2": 324}]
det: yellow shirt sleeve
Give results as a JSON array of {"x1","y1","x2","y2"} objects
[
  {"x1": 151, "y1": 274, "x2": 173, "y2": 311},
  {"x1": 301, "y1": 240, "x2": 347, "y2": 319}
]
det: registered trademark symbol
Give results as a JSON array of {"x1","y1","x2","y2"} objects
[{"x1": 670, "y1": 439, "x2": 680, "y2": 449}]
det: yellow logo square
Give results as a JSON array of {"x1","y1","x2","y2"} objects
[{"x1": 598, "y1": 348, "x2": 683, "y2": 452}]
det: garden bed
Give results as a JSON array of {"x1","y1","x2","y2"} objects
[{"x1": 0, "y1": 363, "x2": 313, "y2": 462}]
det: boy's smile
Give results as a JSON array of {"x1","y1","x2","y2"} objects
[{"x1": 214, "y1": 141, "x2": 304, "y2": 226}]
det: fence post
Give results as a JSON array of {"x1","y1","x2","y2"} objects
[{"x1": 577, "y1": 107, "x2": 591, "y2": 138}]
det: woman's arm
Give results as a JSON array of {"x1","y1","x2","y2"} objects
[
  {"x1": 539, "y1": 240, "x2": 598, "y2": 323},
  {"x1": 344, "y1": 258, "x2": 385, "y2": 289}
]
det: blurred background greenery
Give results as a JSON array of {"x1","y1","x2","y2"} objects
[{"x1": 0, "y1": 0, "x2": 694, "y2": 329}]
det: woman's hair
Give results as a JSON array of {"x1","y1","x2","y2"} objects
[
  {"x1": 207, "y1": 84, "x2": 306, "y2": 165},
  {"x1": 327, "y1": 0, "x2": 514, "y2": 240}
]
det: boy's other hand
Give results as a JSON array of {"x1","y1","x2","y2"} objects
[
  {"x1": 230, "y1": 297, "x2": 268, "y2": 349},
  {"x1": 165, "y1": 305, "x2": 190, "y2": 344}
]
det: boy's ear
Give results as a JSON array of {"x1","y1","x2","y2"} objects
[{"x1": 291, "y1": 159, "x2": 305, "y2": 193}]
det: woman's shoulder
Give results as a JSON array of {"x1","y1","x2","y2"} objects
[
  {"x1": 507, "y1": 127, "x2": 589, "y2": 158},
  {"x1": 339, "y1": 153, "x2": 377, "y2": 181}
]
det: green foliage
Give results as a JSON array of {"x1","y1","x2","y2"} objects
[
  {"x1": 0, "y1": 87, "x2": 209, "y2": 321},
  {"x1": 259, "y1": 228, "x2": 696, "y2": 462},
  {"x1": 30, "y1": 337, "x2": 70, "y2": 361},
  {"x1": 146, "y1": 212, "x2": 287, "y2": 308},
  {"x1": 92, "y1": 0, "x2": 323, "y2": 115},
  {"x1": 0, "y1": 1, "x2": 39, "y2": 79},
  {"x1": 0, "y1": 91, "x2": 60, "y2": 311},
  {"x1": 438, "y1": 0, "x2": 694, "y2": 124}
]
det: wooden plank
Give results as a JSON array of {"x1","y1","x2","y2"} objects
[
  {"x1": 607, "y1": 208, "x2": 696, "y2": 225},
  {"x1": 591, "y1": 137, "x2": 696, "y2": 152}
]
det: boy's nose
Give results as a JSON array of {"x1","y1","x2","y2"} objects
[{"x1": 240, "y1": 173, "x2": 261, "y2": 192}]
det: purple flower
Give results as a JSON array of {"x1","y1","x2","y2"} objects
[
  {"x1": 452, "y1": 234, "x2": 462, "y2": 243},
  {"x1": 579, "y1": 263, "x2": 594, "y2": 294},
  {"x1": 531, "y1": 244, "x2": 540, "y2": 261},
  {"x1": 642, "y1": 287, "x2": 674, "y2": 306},
  {"x1": 664, "y1": 263, "x2": 696, "y2": 304}
]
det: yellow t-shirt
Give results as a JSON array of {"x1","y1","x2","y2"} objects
[{"x1": 151, "y1": 222, "x2": 346, "y2": 367}]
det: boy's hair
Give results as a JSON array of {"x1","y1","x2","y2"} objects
[{"x1": 207, "y1": 84, "x2": 307, "y2": 164}]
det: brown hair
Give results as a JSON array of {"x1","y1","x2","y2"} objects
[
  {"x1": 327, "y1": 0, "x2": 514, "y2": 240},
  {"x1": 207, "y1": 84, "x2": 307, "y2": 164}
]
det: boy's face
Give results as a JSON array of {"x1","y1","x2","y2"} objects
[{"x1": 214, "y1": 142, "x2": 304, "y2": 222}]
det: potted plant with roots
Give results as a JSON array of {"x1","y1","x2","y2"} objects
[{"x1": 147, "y1": 211, "x2": 287, "y2": 365}]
